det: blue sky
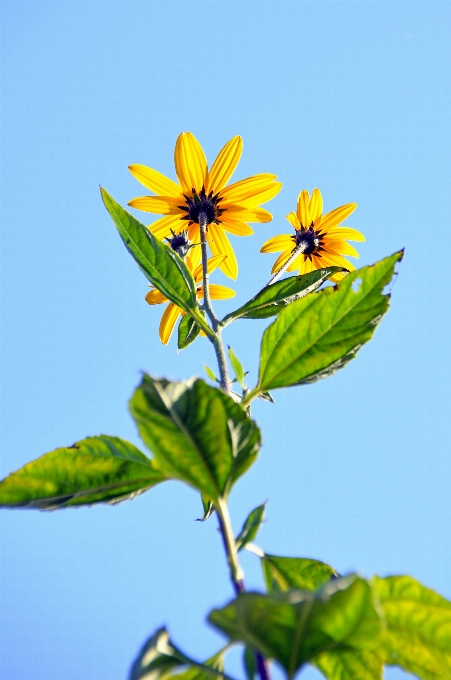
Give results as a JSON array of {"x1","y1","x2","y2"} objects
[{"x1": 1, "y1": 2, "x2": 450, "y2": 680}]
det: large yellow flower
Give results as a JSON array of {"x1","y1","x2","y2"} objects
[
  {"x1": 260, "y1": 189, "x2": 365, "y2": 283},
  {"x1": 145, "y1": 250, "x2": 235, "y2": 345},
  {"x1": 128, "y1": 133, "x2": 282, "y2": 280}
]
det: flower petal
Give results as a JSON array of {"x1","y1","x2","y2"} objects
[
  {"x1": 148, "y1": 214, "x2": 185, "y2": 239},
  {"x1": 289, "y1": 256, "x2": 315, "y2": 274},
  {"x1": 324, "y1": 240, "x2": 360, "y2": 258},
  {"x1": 222, "y1": 182, "x2": 282, "y2": 209},
  {"x1": 159, "y1": 303, "x2": 181, "y2": 345},
  {"x1": 193, "y1": 255, "x2": 227, "y2": 282},
  {"x1": 208, "y1": 284, "x2": 236, "y2": 300},
  {"x1": 174, "y1": 132, "x2": 208, "y2": 194},
  {"x1": 270, "y1": 249, "x2": 293, "y2": 274},
  {"x1": 326, "y1": 226, "x2": 365, "y2": 242},
  {"x1": 207, "y1": 136, "x2": 243, "y2": 194},
  {"x1": 285, "y1": 212, "x2": 300, "y2": 229},
  {"x1": 145, "y1": 289, "x2": 168, "y2": 305},
  {"x1": 260, "y1": 234, "x2": 294, "y2": 253},
  {"x1": 319, "y1": 203, "x2": 357, "y2": 231},
  {"x1": 128, "y1": 196, "x2": 181, "y2": 214},
  {"x1": 320, "y1": 252, "x2": 356, "y2": 271},
  {"x1": 128, "y1": 165, "x2": 181, "y2": 197},
  {"x1": 220, "y1": 174, "x2": 279, "y2": 204},
  {"x1": 296, "y1": 190, "x2": 311, "y2": 227},
  {"x1": 221, "y1": 218, "x2": 254, "y2": 236},
  {"x1": 208, "y1": 223, "x2": 238, "y2": 280},
  {"x1": 309, "y1": 188, "x2": 323, "y2": 223},
  {"x1": 224, "y1": 206, "x2": 273, "y2": 223}
]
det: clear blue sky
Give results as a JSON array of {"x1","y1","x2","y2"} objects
[{"x1": 1, "y1": 2, "x2": 450, "y2": 680}]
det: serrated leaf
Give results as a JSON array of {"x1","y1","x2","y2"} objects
[
  {"x1": 262, "y1": 554, "x2": 338, "y2": 592},
  {"x1": 129, "y1": 627, "x2": 232, "y2": 680},
  {"x1": 253, "y1": 252, "x2": 403, "y2": 393},
  {"x1": 129, "y1": 375, "x2": 261, "y2": 501},
  {"x1": 178, "y1": 313, "x2": 203, "y2": 350},
  {"x1": 228, "y1": 347, "x2": 245, "y2": 388},
  {"x1": 0, "y1": 435, "x2": 166, "y2": 509},
  {"x1": 209, "y1": 575, "x2": 384, "y2": 679},
  {"x1": 236, "y1": 504, "x2": 266, "y2": 551},
  {"x1": 101, "y1": 188, "x2": 197, "y2": 312},
  {"x1": 222, "y1": 269, "x2": 342, "y2": 323},
  {"x1": 314, "y1": 649, "x2": 383, "y2": 680},
  {"x1": 373, "y1": 575, "x2": 451, "y2": 680},
  {"x1": 204, "y1": 365, "x2": 220, "y2": 383}
]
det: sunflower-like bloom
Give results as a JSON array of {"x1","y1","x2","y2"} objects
[
  {"x1": 260, "y1": 189, "x2": 365, "y2": 282},
  {"x1": 145, "y1": 252, "x2": 235, "y2": 345},
  {"x1": 128, "y1": 133, "x2": 282, "y2": 280}
]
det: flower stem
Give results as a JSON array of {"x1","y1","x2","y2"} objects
[
  {"x1": 198, "y1": 212, "x2": 231, "y2": 394},
  {"x1": 264, "y1": 241, "x2": 307, "y2": 288}
]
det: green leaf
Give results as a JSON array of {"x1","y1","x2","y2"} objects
[
  {"x1": 314, "y1": 649, "x2": 383, "y2": 680},
  {"x1": 0, "y1": 435, "x2": 166, "y2": 509},
  {"x1": 243, "y1": 646, "x2": 258, "y2": 680},
  {"x1": 209, "y1": 575, "x2": 384, "y2": 679},
  {"x1": 253, "y1": 251, "x2": 403, "y2": 393},
  {"x1": 236, "y1": 503, "x2": 266, "y2": 551},
  {"x1": 129, "y1": 627, "x2": 233, "y2": 680},
  {"x1": 228, "y1": 346, "x2": 245, "y2": 388},
  {"x1": 178, "y1": 313, "x2": 203, "y2": 350},
  {"x1": 261, "y1": 554, "x2": 338, "y2": 592},
  {"x1": 204, "y1": 364, "x2": 220, "y2": 383},
  {"x1": 222, "y1": 269, "x2": 342, "y2": 323},
  {"x1": 129, "y1": 374, "x2": 261, "y2": 501},
  {"x1": 257, "y1": 391, "x2": 275, "y2": 404},
  {"x1": 101, "y1": 188, "x2": 197, "y2": 312},
  {"x1": 198, "y1": 494, "x2": 216, "y2": 521},
  {"x1": 373, "y1": 575, "x2": 451, "y2": 680}
]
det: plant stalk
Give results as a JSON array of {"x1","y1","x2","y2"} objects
[{"x1": 264, "y1": 241, "x2": 307, "y2": 287}]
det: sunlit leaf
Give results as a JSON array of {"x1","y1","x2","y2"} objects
[
  {"x1": 178, "y1": 313, "x2": 203, "y2": 350},
  {"x1": 129, "y1": 375, "x2": 261, "y2": 501},
  {"x1": 209, "y1": 575, "x2": 384, "y2": 679},
  {"x1": 204, "y1": 364, "x2": 220, "y2": 383},
  {"x1": 261, "y1": 554, "x2": 337, "y2": 592},
  {"x1": 0, "y1": 435, "x2": 166, "y2": 509},
  {"x1": 228, "y1": 346, "x2": 245, "y2": 388},
  {"x1": 373, "y1": 575, "x2": 451, "y2": 680},
  {"x1": 222, "y1": 269, "x2": 342, "y2": 323},
  {"x1": 101, "y1": 188, "x2": 197, "y2": 312},
  {"x1": 253, "y1": 252, "x2": 403, "y2": 393},
  {"x1": 314, "y1": 649, "x2": 383, "y2": 680},
  {"x1": 236, "y1": 503, "x2": 266, "y2": 551}
]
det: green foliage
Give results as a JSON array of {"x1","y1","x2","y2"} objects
[
  {"x1": 129, "y1": 627, "x2": 231, "y2": 680},
  {"x1": 209, "y1": 575, "x2": 383, "y2": 679},
  {"x1": 235, "y1": 503, "x2": 266, "y2": 551},
  {"x1": 314, "y1": 649, "x2": 383, "y2": 680},
  {"x1": 129, "y1": 374, "x2": 261, "y2": 501},
  {"x1": 222, "y1": 268, "x2": 343, "y2": 323},
  {"x1": 204, "y1": 364, "x2": 220, "y2": 383},
  {"x1": 373, "y1": 575, "x2": 451, "y2": 680},
  {"x1": 178, "y1": 313, "x2": 203, "y2": 349},
  {"x1": 228, "y1": 346, "x2": 246, "y2": 388},
  {"x1": 261, "y1": 554, "x2": 338, "y2": 592},
  {"x1": 251, "y1": 251, "x2": 403, "y2": 394},
  {"x1": 0, "y1": 435, "x2": 166, "y2": 509},
  {"x1": 101, "y1": 188, "x2": 198, "y2": 313}
]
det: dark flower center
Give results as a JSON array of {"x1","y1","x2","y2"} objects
[
  {"x1": 292, "y1": 225, "x2": 326, "y2": 259},
  {"x1": 178, "y1": 187, "x2": 225, "y2": 226},
  {"x1": 166, "y1": 230, "x2": 191, "y2": 258}
]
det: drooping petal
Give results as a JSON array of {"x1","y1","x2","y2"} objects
[
  {"x1": 220, "y1": 218, "x2": 254, "y2": 236},
  {"x1": 324, "y1": 240, "x2": 360, "y2": 258},
  {"x1": 128, "y1": 196, "x2": 181, "y2": 214},
  {"x1": 193, "y1": 255, "x2": 227, "y2": 283},
  {"x1": 309, "y1": 188, "x2": 323, "y2": 223},
  {"x1": 224, "y1": 206, "x2": 273, "y2": 223},
  {"x1": 261, "y1": 234, "x2": 294, "y2": 253},
  {"x1": 325, "y1": 226, "x2": 365, "y2": 242},
  {"x1": 148, "y1": 214, "x2": 185, "y2": 239},
  {"x1": 159, "y1": 303, "x2": 182, "y2": 345},
  {"x1": 270, "y1": 249, "x2": 293, "y2": 274},
  {"x1": 187, "y1": 225, "x2": 202, "y2": 270},
  {"x1": 128, "y1": 165, "x2": 181, "y2": 197},
  {"x1": 296, "y1": 190, "x2": 311, "y2": 227},
  {"x1": 208, "y1": 223, "x2": 238, "y2": 280},
  {"x1": 320, "y1": 252, "x2": 356, "y2": 271},
  {"x1": 285, "y1": 212, "x2": 300, "y2": 229},
  {"x1": 220, "y1": 174, "x2": 279, "y2": 204},
  {"x1": 145, "y1": 289, "x2": 168, "y2": 305},
  {"x1": 207, "y1": 136, "x2": 243, "y2": 194},
  {"x1": 208, "y1": 284, "x2": 236, "y2": 300},
  {"x1": 319, "y1": 203, "x2": 357, "y2": 231},
  {"x1": 174, "y1": 132, "x2": 208, "y2": 194},
  {"x1": 288, "y1": 256, "x2": 316, "y2": 274}
]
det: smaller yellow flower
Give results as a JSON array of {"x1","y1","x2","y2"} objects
[
  {"x1": 260, "y1": 188, "x2": 365, "y2": 282},
  {"x1": 145, "y1": 248, "x2": 235, "y2": 345}
]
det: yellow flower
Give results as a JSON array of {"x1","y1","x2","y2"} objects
[
  {"x1": 128, "y1": 133, "x2": 282, "y2": 280},
  {"x1": 145, "y1": 252, "x2": 235, "y2": 345},
  {"x1": 260, "y1": 188, "x2": 365, "y2": 283}
]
